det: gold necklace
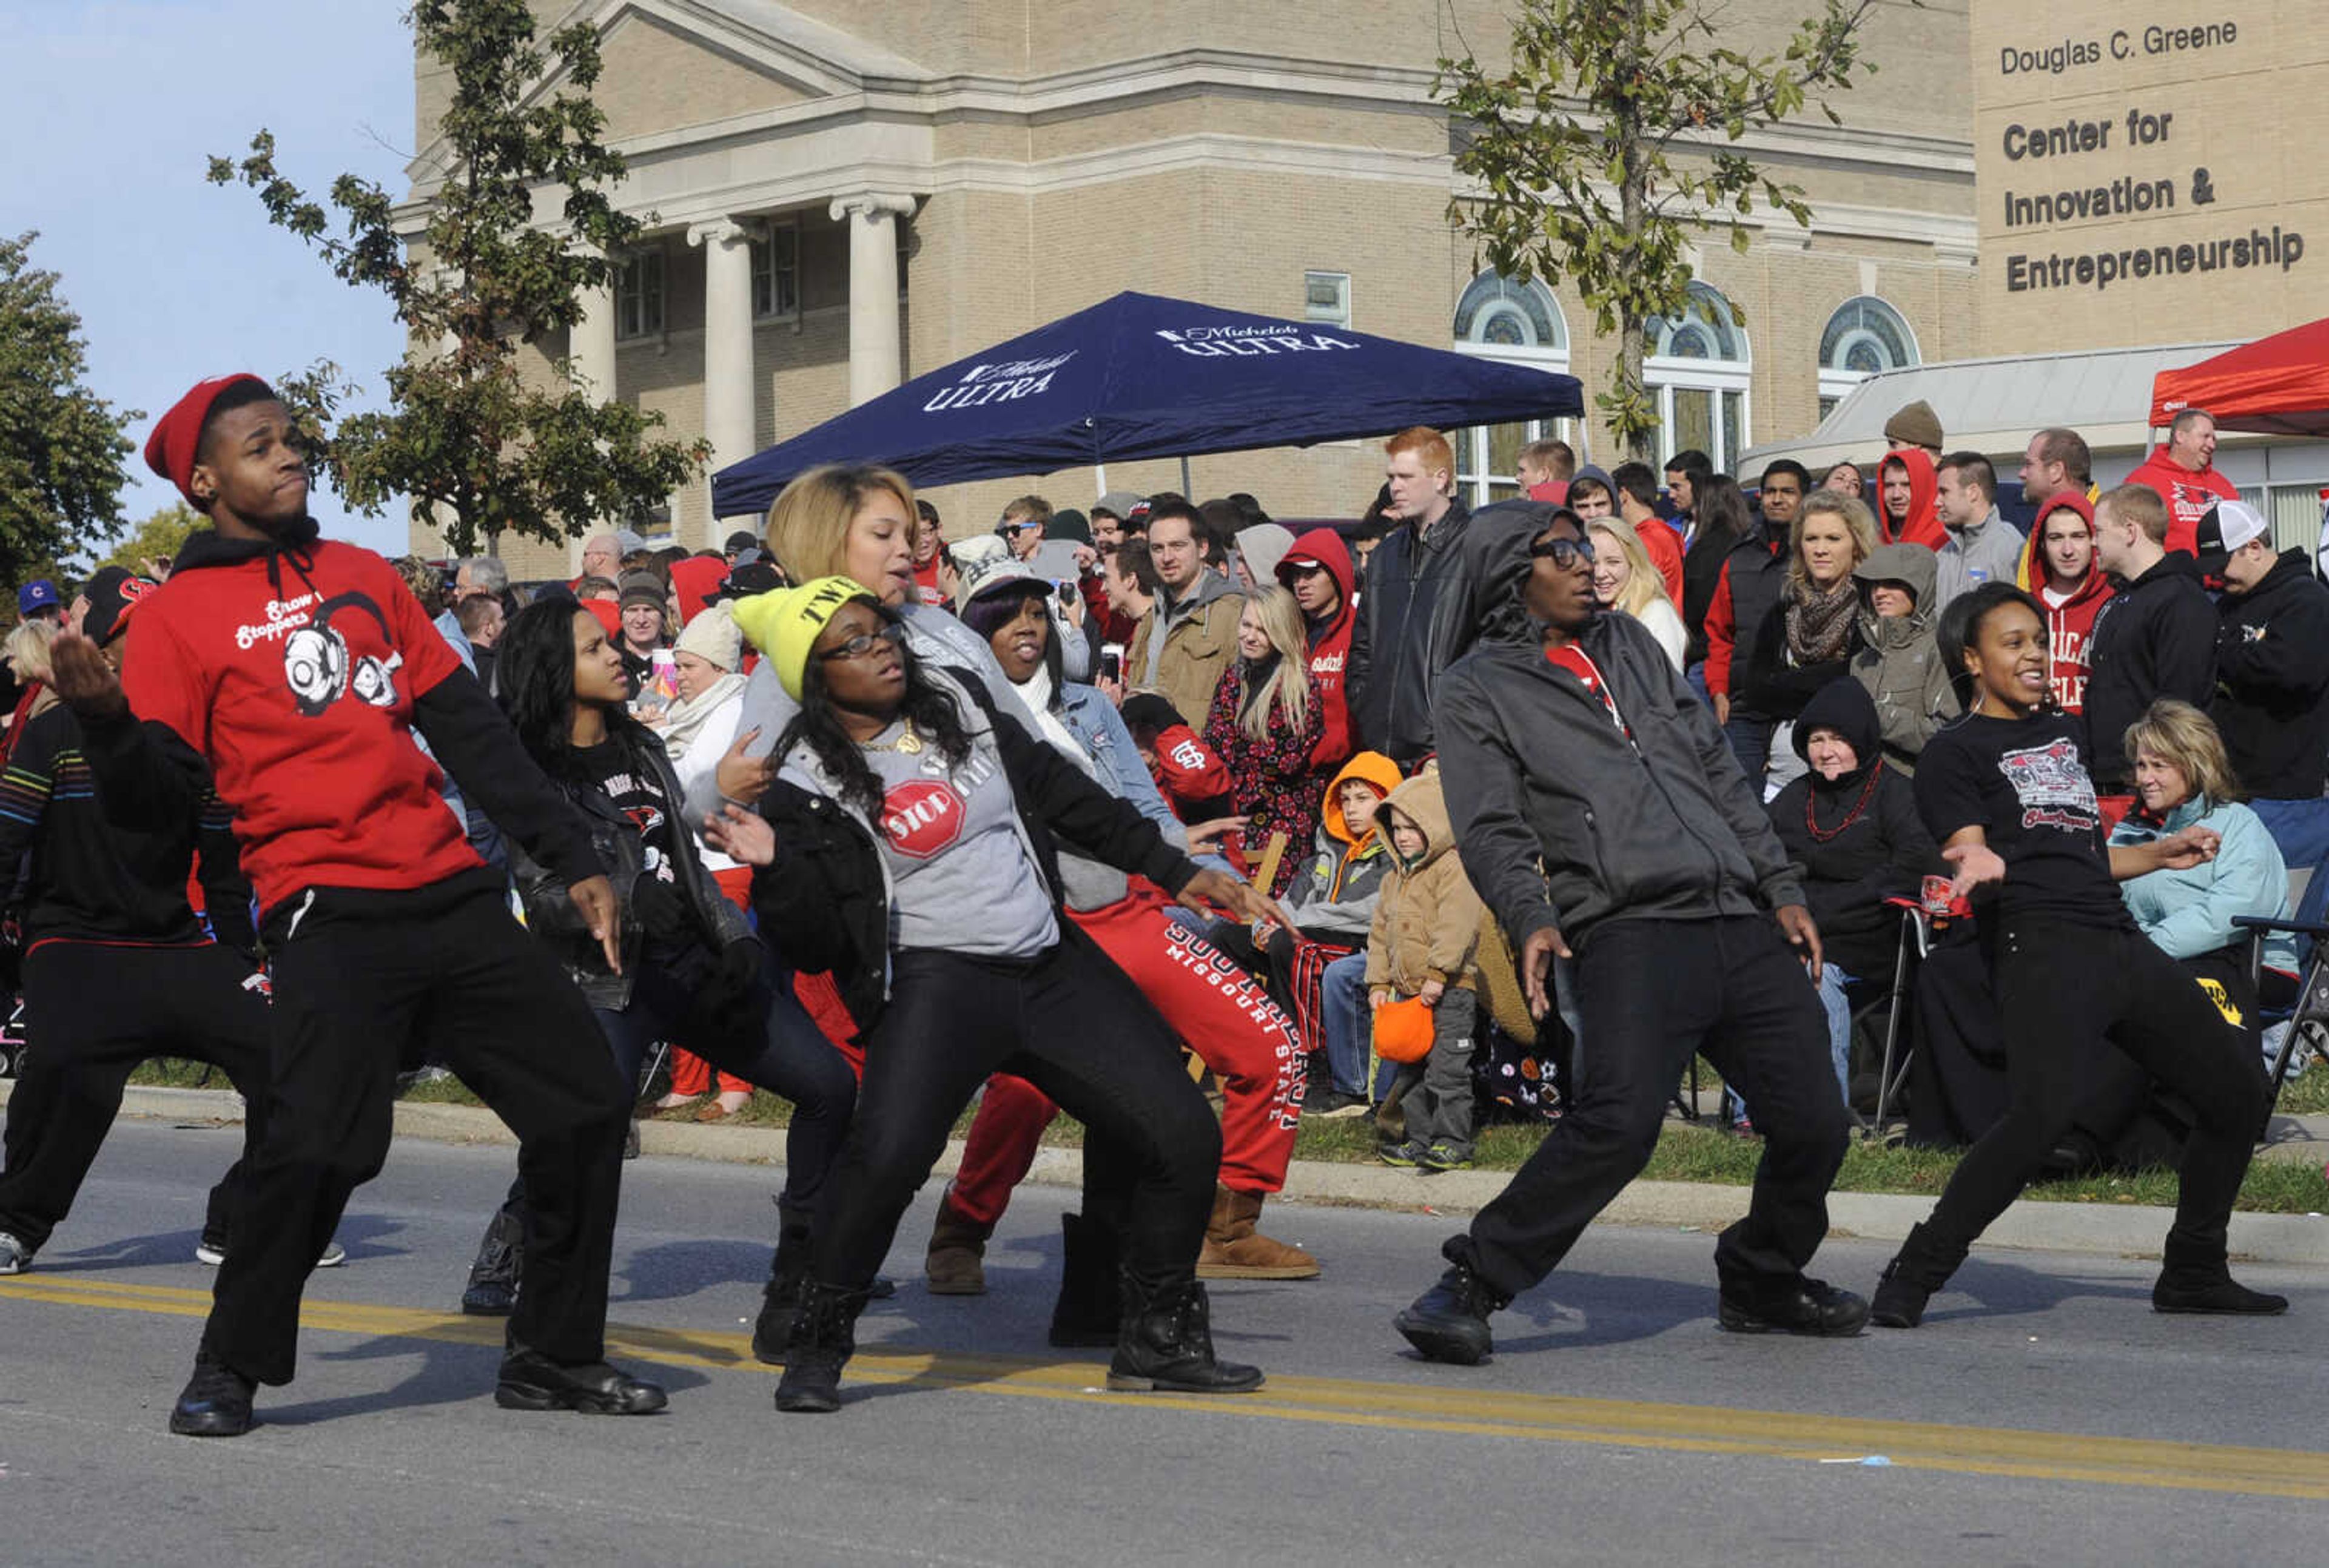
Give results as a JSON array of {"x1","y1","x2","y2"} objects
[{"x1": 859, "y1": 716, "x2": 923, "y2": 755}]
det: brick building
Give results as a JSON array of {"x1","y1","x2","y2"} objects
[{"x1": 402, "y1": 0, "x2": 1980, "y2": 574}]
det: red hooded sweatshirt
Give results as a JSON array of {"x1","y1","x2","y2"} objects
[
  {"x1": 2016, "y1": 492, "x2": 2115, "y2": 713},
  {"x1": 1877, "y1": 448, "x2": 1948, "y2": 550},
  {"x1": 1275, "y1": 526, "x2": 1358, "y2": 769},
  {"x1": 2125, "y1": 446, "x2": 2239, "y2": 557},
  {"x1": 668, "y1": 555, "x2": 728, "y2": 624}
]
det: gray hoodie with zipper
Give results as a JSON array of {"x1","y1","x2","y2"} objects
[{"x1": 1432, "y1": 507, "x2": 1806, "y2": 949}]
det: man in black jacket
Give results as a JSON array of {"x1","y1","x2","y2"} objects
[
  {"x1": 2083, "y1": 483, "x2": 2216, "y2": 796},
  {"x1": 1393, "y1": 506, "x2": 1862, "y2": 1364},
  {"x1": 1346, "y1": 426, "x2": 1474, "y2": 768},
  {"x1": 2201, "y1": 500, "x2": 2329, "y2": 924}
]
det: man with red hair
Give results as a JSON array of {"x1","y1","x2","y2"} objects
[{"x1": 1347, "y1": 427, "x2": 1476, "y2": 769}]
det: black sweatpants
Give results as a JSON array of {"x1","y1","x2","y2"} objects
[
  {"x1": 204, "y1": 875, "x2": 629, "y2": 1385},
  {"x1": 1451, "y1": 915, "x2": 1849, "y2": 1299},
  {"x1": 811, "y1": 932, "x2": 1222, "y2": 1291},
  {"x1": 1921, "y1": 921, "x2": 2267, "y2": 1267},
  {"x1": 0, "y1": 941, "x2": 272, "y2": 1252}
]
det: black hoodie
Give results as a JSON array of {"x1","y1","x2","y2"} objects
[
  {"x1": 1435, "y1": 508, "x2": 1805, "y2": 948},
  {"x1": 1764, "y1": 678, "x2": 1937, "y2": 978},
  {"x1": 2082, "y1": 550, "x2": 2216, "y2": 790},
  {"x1": 2211, "y1": 548, "x2": 2329, "y2": 798}
]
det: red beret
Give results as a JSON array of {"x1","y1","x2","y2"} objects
[{"x1": 143, "y1": 374, "x2": 271, "y2": 505}]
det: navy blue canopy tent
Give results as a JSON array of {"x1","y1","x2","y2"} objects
[{"x1": 710, "y1": 289, "x2": 1584, "y2": 517}]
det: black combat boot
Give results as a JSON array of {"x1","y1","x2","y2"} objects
[
  {"x1": 1106, "y1": 1273, "x2": 1265, "y2": 1394},
  {"x1": 773, "y1": 1281, "x2": 869, "y2": 1414}
]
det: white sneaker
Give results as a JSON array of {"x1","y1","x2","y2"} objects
[
  {"x1": 0, "y1": 1231, "x2": 30, "y2": 1275},
  {"x1": 197, "y1": 1237, "x2": 348, "y2": 1268}
]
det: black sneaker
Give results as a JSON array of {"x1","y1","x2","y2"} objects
[
  {"x1": 169, "y1": 1347, "x2": 257, "y2": 1438},
  {"x1": 494, "y1": 1350, "x2": 667, "y2": 1415},
  {"x1": 0, "y1": 1230, "x2": 30, "y2": 1276},
  {"x1": 1393, "y1": 1261, "x2": 1510, "y2": 1365},
  {"x1": 1717, "y1": 1276, "x2": 1869, "y2": 1337},
  {"x1": 1379, "y1": 1139, "x2": 1430, "y2": 1169}
]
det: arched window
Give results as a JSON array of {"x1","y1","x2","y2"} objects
[
  {"x1": 1818, "y1": 296, "x2": 1919, "y2": 417},
  {"x1": 1643, "y1": 281, "x2": 1752, "y2": 472},
  {"x1": 1451, "y1": 270, "x2": 1575, "y2": 505}
]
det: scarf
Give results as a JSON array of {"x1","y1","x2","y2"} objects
[
  {"x1": 660, "y1": 671, "x2": 747, "y2": 758},
  {"x1": 1013, "y1": 661, "x2": 1095, "y2": 776},
  {"x1": 1785, "y1": 577, "x2": 1858, "y2": 665}
]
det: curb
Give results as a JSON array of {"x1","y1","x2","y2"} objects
[{"x1": 19, "y1": 1083, "x2": 2329, "y2": 1267}]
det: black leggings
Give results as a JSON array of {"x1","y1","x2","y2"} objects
[
  {"x1": 1922, "y1": 920, "x2": 2268, "y2": 1267},
  {"x1": 0, "y1": 941, "x2": 272, "y2": 1252},
  {"x1": 811, "y1": 933, "x2": 1222, "y2": 1291}
]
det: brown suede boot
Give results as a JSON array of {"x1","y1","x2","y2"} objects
[
  {"x1": 924, "y1": 1198, "x2": 993, "y2": 1296},
  {"x1": 1195, "y1": 1186, "x2": 1320, "y2": 1280}
]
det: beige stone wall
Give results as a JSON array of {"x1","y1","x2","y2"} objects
[
  {"x1": 592, "y1": 13, "x2": 815, "y2": 141},
  {"x1": 1971, "y1": 0, "x2": 2328, "y2": 351}
]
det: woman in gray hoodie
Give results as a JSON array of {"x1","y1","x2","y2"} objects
[{"x1": 1849, "y1": 539, "x2": 1960, "y2": 776}]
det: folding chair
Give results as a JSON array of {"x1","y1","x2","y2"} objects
[
  {"x1": 2232, "y1": 914, "x2": 2329, "y2": 1107},
  {"x1": 1863, "y1": 901, "x2": 1937, "y2": 1134}
]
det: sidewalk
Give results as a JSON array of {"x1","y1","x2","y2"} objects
[{"x1": 27, "y1": 1080, "x2": 2328, "y2": 1267}]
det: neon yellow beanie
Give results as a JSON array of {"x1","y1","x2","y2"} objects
[{"x1": 730, "y1": 575, "x2": 876, "y2": 700}]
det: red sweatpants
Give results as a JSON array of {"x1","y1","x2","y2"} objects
[{"x1": 949, "y1": 889, "x2": 1304, "y2": 1225}]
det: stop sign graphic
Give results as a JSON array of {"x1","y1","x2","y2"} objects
[{"x1": 878, "y1": 778, "x2": 966, "y2": 859}]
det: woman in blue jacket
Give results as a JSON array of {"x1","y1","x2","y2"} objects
[{"x1": 2057, "y1": 699, "x2": 2297, "y2": 1170}]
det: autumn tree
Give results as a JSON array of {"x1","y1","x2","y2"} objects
[
  {"x1": 207, "y1": 0, "x2": 705, "y2": 556},
  {"x1": 1437, "y1": 0, "x2": 1895, "y2": 459},
  {"x1": 89, "y1": 501, "x2": 203, "y2": 580},
  {"x1": 0, "y1": 232, "x2": 138, "y2": 585}
]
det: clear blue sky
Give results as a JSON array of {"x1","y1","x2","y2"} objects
[{"x1": 3, "y1": 1, "x2": 415, "y2": 556}]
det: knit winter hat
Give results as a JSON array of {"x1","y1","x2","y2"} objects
[
  {"x1": 731, "y1": 575, "x2": 876, "y2": 700},
  {"x1": 1883, "y1": 399, "x2": 1944, "y2": 453},
  {"x1": 143, "y1": 374, "x2": 272, "y2": 505},
  {"x1": 672, "y1": 601, "x2": 742, "y2": 672},
  {"x1": 618, "y1": 569, "x2": 667, "y2": 610}
]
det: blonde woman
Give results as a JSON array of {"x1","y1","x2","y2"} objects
[
  {"x1": 688, "y1": 462, "x2": 1018, "y2": 824},
  {"x1": 1587, "y1": 519, "x2": 1687, "y2": 670},
  {"x1": 1736, "y1": 491, "x2": 1880, "y2": 793},
  {"x1": 1203, "y1": 587, "x2": 1325, "y2": 897}
]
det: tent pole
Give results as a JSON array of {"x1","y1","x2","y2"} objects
[
  {"x1": 1094, "y1": 463, "x2": 1107, "y2": 497},
  {"x1": 1180, "y1": 454, "x2": 1192, "y2": 497}
]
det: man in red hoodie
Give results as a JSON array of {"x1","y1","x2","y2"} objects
[
  {"x1": 1275, "y1": 527, "x2": 1357, "y2": 769},
  {"x1": 47, "y1": 375, "x2": 664, "y2": 1437},
  {"x1": 1875, "y1": 448, "x2": 1948, "y2": 548},
  {"x1": 2020, "y1": 492, "x2": 2114, "y2": 713},
  {"x1": 2127, "y1": 408, "x2": 2240, "y2": 557}
]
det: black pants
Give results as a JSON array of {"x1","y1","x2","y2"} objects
[
  {"x1": 492, "y1": 946, "x2": 858, "y2": 1231},
  {"x1": 811, "y1": 932, "x2": 1221, "y2": 1291},
  {"x1": 0, "y1": 941, "x2": 272, "y2": 1252},
  {"x1": 1451, "y1": 915, "x2": 1848, "y2": 1298},
  {"x1": 206, "y1": 876, "x2": 630, "y2": 1385},
  {"x1": 1922, "y1": 921, "x2": 2267, "y2": 1267},
  {"x1": 1904, "y1": 927, "x2": 2011, "y2": 1149}
]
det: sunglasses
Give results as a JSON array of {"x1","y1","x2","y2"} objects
[
  {"x1": 1528, "y1": 534, "x2": 1591, "y2": 569},
  {"x1": 818, "y1": 622, "x2": 909, "y2": 662}
]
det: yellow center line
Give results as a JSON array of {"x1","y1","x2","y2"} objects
[{"x1": 7, "y1": 1274, "x2": 2325, "y2": 1499}]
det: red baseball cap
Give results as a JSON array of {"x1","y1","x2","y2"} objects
[{"x1": 143, "y1": 374, "x2": 272, "y2": 505}]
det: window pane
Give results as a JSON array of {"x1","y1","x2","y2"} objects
[
  {"x1": 2268, "y1": 485, "x2": 2326, "y2": 553},
  {"x1": 1721, "y1": 391, "x2": 1744, "y2": 471},
  {"x1": 1485, "y1": 421, "x2": 1532, "y2": 484},
  {"x1": 1671, "y1": 389, "x2": 1715, "y2": 465}
]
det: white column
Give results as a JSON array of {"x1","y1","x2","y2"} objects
[
  {"x1": 830, "y1": 192, "x2": 915, "y2": 406},
  {"x1": 566, "y1": 257, "x2": 619, "y2": 571},
  {"x1": 689, "y1": 218, "x2": 757, "y2": 499}
]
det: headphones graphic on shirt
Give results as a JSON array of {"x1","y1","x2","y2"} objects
[{"x1": 283, "y1": 591, "x2": 405, "y2": 718}]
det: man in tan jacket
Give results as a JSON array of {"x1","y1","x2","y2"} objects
[{"x1": 1127, "y1": 502, "x2": 1243, "y2": 727}]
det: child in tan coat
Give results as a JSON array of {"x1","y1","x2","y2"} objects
[{"x1": 1366, "y1": 770, "x2": 1485, "y2": 1171}]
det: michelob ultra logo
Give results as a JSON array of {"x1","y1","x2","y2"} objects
[
  {"x1": 922, "y1": 352, "x2": 1075, "y2": 413},
  {"x1": 1154, "y1": 324, "x2": 1361, "y2": 357}
]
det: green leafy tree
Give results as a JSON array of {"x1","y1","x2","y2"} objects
[
  {"x1": 207, "y1": 0, "x2": 707, "y2": 556},
  {"x1": 1437, "y1": 0, "x2": 1895, "y2": 459},
  {"x1": 0, "y1": 232, "x2": 138, "y2": 585},
  {"x1": 88, "y1": 501, "x2": 202, "y2": 580}
]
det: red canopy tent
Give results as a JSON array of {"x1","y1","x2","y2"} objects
[{"x1": 2149, "y1": 317, "x2": 2329, "y2": 436}]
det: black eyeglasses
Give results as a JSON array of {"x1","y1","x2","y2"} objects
[
  {"x1": 1000, "y1": 520, "x2": 1040, "y2": 536},
  {"x1": 1528, "y1": 535, "x2": 1591, "y2": 569},
  {"x1": 818, "y1": 622, "x2": 909, "y2": 661}
]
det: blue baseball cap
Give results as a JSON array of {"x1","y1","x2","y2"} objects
[{"x1": 16, "y1": 580, "x2": 62, "y2": 617}]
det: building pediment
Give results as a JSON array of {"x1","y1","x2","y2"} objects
[{"x1": 408, "y1": 0, "x2": 929, "y2": 189}]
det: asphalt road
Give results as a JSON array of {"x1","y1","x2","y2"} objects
[{"x1": 2, "y1": 1118, "x2": 2325, "y2": 1567}]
